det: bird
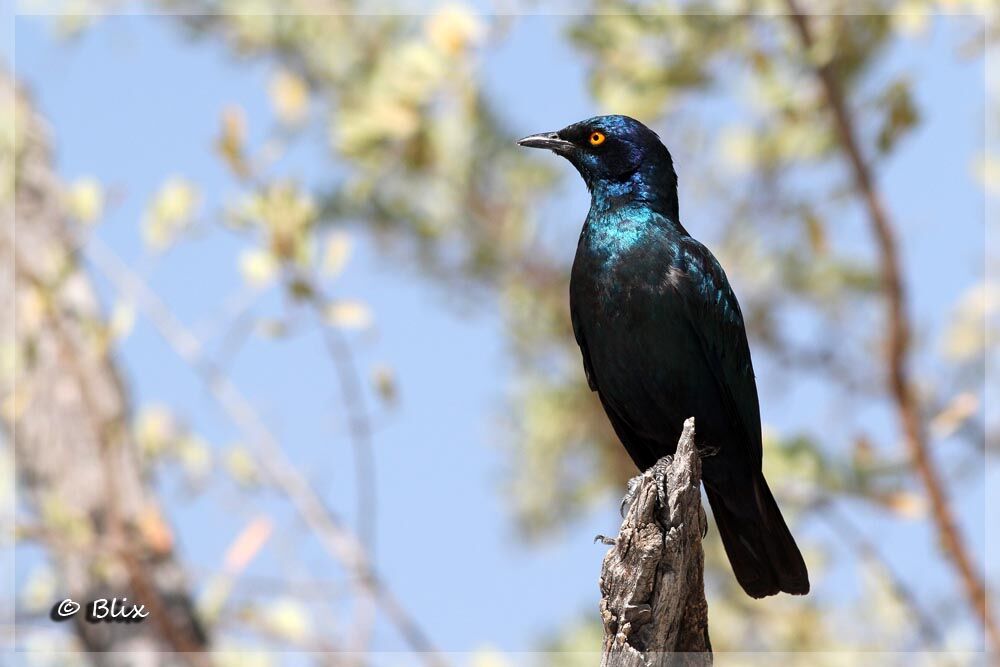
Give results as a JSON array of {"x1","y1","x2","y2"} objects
[{"x1": 518, "y1": 115, "x2": 809, "y2": 598}]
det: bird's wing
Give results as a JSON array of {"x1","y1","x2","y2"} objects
[
  {"x1": 570, "y1": 307, "x2": 598, "y2": 391},
  {"x1": 674, "y1": 233, "x2": 763, "y2": 465}
]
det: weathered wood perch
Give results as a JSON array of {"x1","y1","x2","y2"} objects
[{"x1": 599, "y1": 417, "x2": 712, "y2": 666}]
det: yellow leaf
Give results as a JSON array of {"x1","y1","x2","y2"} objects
[
  {"x1": 109, "y1": 301, "x2": 136, "y2": 341},
  {"x1": 197, "y1": 577, "x2": 231, "y2": 624},
  {"x1": 241, "y1": 183, "x2": 317, "y2": 261},
  {"x1": 324, "y1": 301, "x2": 372, "y2": 329},
  {"x1": 142, "y1": 177, "x2": 200, "y2": 251},
  {"x1": 942, "y1": 282, "x2": 999, "y2": 361},
  {"x1": 891, "y1": 0, "x2": 929, "y2": 37},
  {"x1": 217, "y1": 105, "x2": 250, "y2": 178},
  {"x1": 264, "y1": 599, "x2": 311, "y2": 642},
  {"x1": 155, "y1": 178, "x2": 198, "y2": 223},
  {"x1": 322, "y1": 231, "x2": 352, "y2": 277},
  {"x1": 269, "y1": 69, "x2": 309, "y2": 125},
  {"x1": 177, "y1": 434, "x2": 212, "y2": 481},
  {"x1": 255, "y1": 319, "x2": 289, "y2": 339},
  {"x1": 929, "y1": 392, "x2": 979, "y2": 439},
  {"x1": 880, "y1": 491, "x2": 926, "y2": 519},
  {"x1": 802, "y1": 210, "x2": 827, "y2": 256},
  {"x1": 137, "y1": 506, "x2": 174, "y2": 555},
  {"x1": 972, "y1": 154, "x2": 1000, "y2": 195},
  {"x1": 372, "y1": 364, "x2": 398, "y2": 404},
  {"x1": 221, "y1": 105, "x2": 246, "y2": 145},
  {"x1": 65, "y1": 177, "x2": 104, "y2": 224},
  {"x1": 425, "y1": 5, "x2": 484, "y2": 55},
  {"x1": 135, "y1": 405, "x2": 176, "y2": 456},
  {"x1": 239, "y1": 249, "x2": 278, "y2": 288},
  {"x1": 224, "y1": 446, "x2": 259, "y2": 487}
]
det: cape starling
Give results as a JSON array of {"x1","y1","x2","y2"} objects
[{"x1": 519, "y1": 115, "x2": 809, "y2": 598}]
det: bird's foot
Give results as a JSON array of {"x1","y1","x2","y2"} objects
[
  {"x1": 649, "y1": 455, "x2": 674, "y2": 510},
  {"x1": 619, "y1": 474, "x2": 644, "y2": 518},
  {"x1": 593, "y1": 534, "x2": 616, "y2": 546},
  {"x1": 620, "y1": 456, "x2": 676, "y2": 518}
]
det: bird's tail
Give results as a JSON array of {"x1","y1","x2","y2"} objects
[{"x1": 705, "y1": 474, "x2": 809, "y2": 598}]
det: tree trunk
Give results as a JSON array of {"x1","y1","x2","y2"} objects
[
  {"x1": 1, "y1": 71, "x2": 208, "y2": 664},
  {"x1": 599, "y1": 417, "x2": 712, "y2": 666}
]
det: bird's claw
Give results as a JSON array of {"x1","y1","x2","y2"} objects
[
  {"x1": 619, "y1": 455, "x2": 676, "y2": 522},
  {"x1": 619, "y1": 474, "x2": 644, "y2": 518}
]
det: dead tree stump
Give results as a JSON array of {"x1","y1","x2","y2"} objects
[{"x1": 599, "y1": 417, "x2": 712, "y2": 666}]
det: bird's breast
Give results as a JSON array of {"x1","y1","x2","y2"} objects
[{"x1": 573, "y1": 228, "x2": 680, "y2": 324}]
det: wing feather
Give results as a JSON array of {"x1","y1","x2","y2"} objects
[{"x1": 675, "y1": 235, "x2": 763, "y2": 465}]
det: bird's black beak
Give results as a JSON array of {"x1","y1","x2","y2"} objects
[{"x1": 517, "y1": 131, "x2": 574, "y2": 153}]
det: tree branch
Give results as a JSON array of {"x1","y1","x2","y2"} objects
[
  {"x1": 2, "y1": 71, "x2": 208, "y2": 662},
  {"x1": 81, "y1": 232, "x2": 445, "y2": 666},
  {"x1": 784, "y1": 2, "x2": 998, "y2": 649},
  {"x1": 600, "y1": 418, "x2": 711, "y2": 667}
]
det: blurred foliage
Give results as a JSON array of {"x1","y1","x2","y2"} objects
[
  {"x1": 177, "y1": 5, "x2": 558, "y2": 284},
  {"x1": 9, "y1": 0, "x2": 997, "y2": 659}
]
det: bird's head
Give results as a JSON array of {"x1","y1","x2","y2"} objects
[{"x1": 517, "y1": 115, "x2": 676, "y2": 202}]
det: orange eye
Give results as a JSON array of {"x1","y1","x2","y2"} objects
[{"x1": 589, "y1": 131, "x2": 606, "y2": 146}]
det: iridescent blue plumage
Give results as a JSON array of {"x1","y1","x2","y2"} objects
[{"x1": 519, "y1": 115, "x2": 809, "y2": 598}]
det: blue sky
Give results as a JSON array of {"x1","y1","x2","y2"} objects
[{"x1": 8, "y1": 8, "x2": 992, "y2": 655}]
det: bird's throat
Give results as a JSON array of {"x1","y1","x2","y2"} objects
[{"x1": 589, "y1": 166, "x2": 679, "y2": 223}]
